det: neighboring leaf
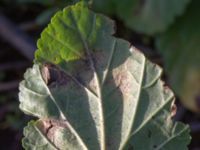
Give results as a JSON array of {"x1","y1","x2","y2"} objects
[
  {"x1": 90, "y1": 0, "x2": 117, "y2": 15},
  {"x1": 19, "y1": 2, "x2": 191, "y2": 150},
  {"x1": 91, "y1": 0, "x2": 191, "y2": 35},
  {"x1": 17, "y1": 0, "x2": 54, "y2": 6},
  {"x1": 156, "y1": 0, "x2": 200, "y2": 112},
  {"x1": 17, "y1": 0, "x2": 191, "y2": 35},
  {"x1": 36, "y1": 7, "x2": 59, "y2": 25}
]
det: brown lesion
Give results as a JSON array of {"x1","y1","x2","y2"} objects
[
  {"x1": 162, "y1": 84, "x2": 177, "y2": 119},
  {"x1": 37, "y1": 119, "x2": 68, "y2": 145},
  {"x1": 113, "y1": 69, "x2": 133, "y2": 97},
  {"x1": 41, "y1": 63, "x2": 70, "y2": 87},
  {"x1": 41, "y1": 64, "x2": 51, "y2": 85},
  {"x1": 170, "y1": 100, "x2": 177, "y2": 118}
]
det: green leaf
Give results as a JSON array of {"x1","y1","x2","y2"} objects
[
  {"x1": 91, "y1": 0, "x2": 191, "y2": 35},
  {"x1": 19, "y1": 2, "x2": 191, "y2": 149},
  {"x1": 156, "y1": 0, "x2": 200, "y2": 112},
  {"x1": 91, "y1": 0, "x2": 117, "y2": 15}
]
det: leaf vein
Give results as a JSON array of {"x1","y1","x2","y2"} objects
[
  {"x1": 45, "y1": 31, "x2": 84, "y2": 59},
  {"x1": 155, "y1": 126, "x2": 189, "y2": 150}
]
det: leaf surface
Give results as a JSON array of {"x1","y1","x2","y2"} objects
[{"x1": 19, "y1": 2, "x2": 191, "y2": 150}]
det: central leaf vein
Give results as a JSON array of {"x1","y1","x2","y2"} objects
[{"x1": 69, "y1": 8, "x2": 105, "y2": 150}]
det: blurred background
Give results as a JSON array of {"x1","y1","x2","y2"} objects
[{"x1": 0, "y1": 0, "x2": 200, "y2": 149}]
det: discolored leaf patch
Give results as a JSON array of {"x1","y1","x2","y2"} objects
[{"x1": 19, "y1": 2, "x2": 191, "y2": 150}]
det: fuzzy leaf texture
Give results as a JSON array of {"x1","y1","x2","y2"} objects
[
  {"x1": 156, "y1": 0, "x2": 200, "y2": 113},
  {"x1": 19, "y1": 2, "x2": 191, "y2": 150},
  {"x1": 92, "y1": 0, "x2": 191, "y2": 35}
]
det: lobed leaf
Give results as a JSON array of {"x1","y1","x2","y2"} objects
[{"x1": 19, "y1": 2, "x2": 191, "y2": 149}]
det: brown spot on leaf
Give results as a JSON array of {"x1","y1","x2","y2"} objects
[
  {"x1": 41, "y1": 65, "x2": 50, "y2": 84},
  {"x1": 38, "y1": 119, "x2": 68, "y2": 144},
  {"x1": 170, "y1": 102, "x2": 177, "y2": 118},
  {"x1": 92, "y1": 50, "x2": 106, "y2": 70},
  {"x1": 114, "y1": 72, "x2": 132, "y2": 95},
  {"x1": 41, "y1": 64, "x2": 62, "y2": 85},
  {"x1": 41, "y1": 64, "x2": 70, "y2": 87}
]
